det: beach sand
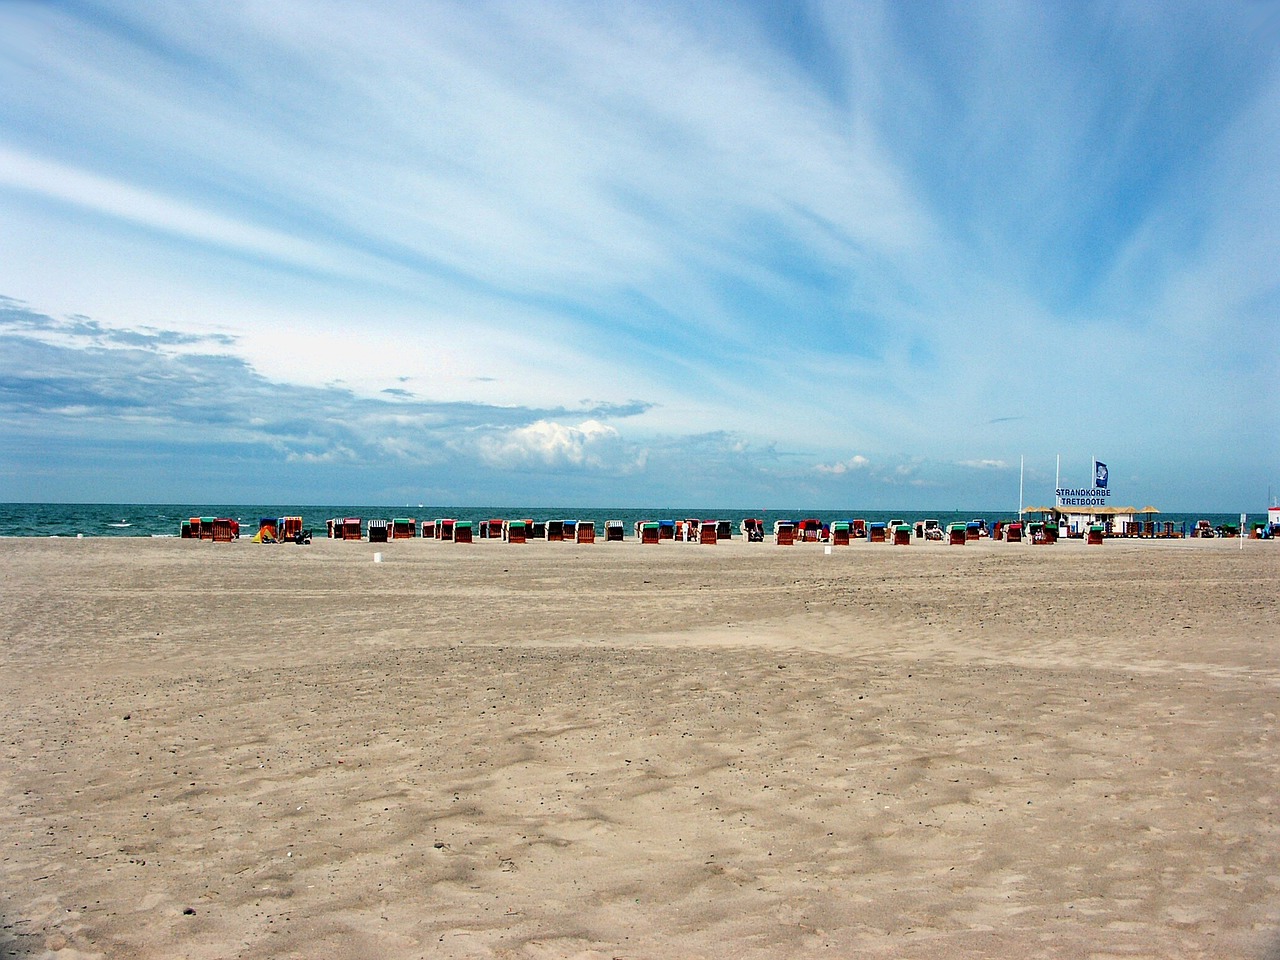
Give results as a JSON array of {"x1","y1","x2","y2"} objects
[{"x1": 1, "y1": 535, "x2": 1277, "y2": 959}]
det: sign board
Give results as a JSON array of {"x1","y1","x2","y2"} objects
[{"x1": 1057, "y1": 459, "x2": 1111, "y2": 507}]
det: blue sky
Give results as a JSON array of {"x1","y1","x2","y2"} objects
[{"x1": 1, "y1": 0, "x2": 1276, "y2": 510}]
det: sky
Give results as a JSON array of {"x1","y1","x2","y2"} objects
[{"x1": 0, "y1": 0, "x2": 1276, "y2": 511}]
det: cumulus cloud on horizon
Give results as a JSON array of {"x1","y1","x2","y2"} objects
[
  {"x1": 815, "y1": 455, "x2": 871, "y2": 475},
  {"x1": 475, "y1": 419, "x2": 647, "y2": 474},
  {"x1": 0, "y1": 298, "x2": 654, "y2": 470}
]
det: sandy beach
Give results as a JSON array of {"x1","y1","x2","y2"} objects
[{"x1": 1, "y1": 534, "x2": 1277, "y2": 959}]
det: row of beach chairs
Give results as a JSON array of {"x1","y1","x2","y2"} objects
[
  {"x1": 319, "y1": 517, "x2": 625, "y2": 543},
  {"x1": 180, "y1": 517, "x2": 241, "y2": 541},
  {"x1": 633, "y1": 519, "x2": 736, "y2": 544},
  {"x1": 185, "y1": 515, "x2": 1095, "y2": 547}
]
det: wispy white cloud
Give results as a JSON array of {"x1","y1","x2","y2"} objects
[{"x1": 0, "y1": 146, "x2": 347, "y2": 274}]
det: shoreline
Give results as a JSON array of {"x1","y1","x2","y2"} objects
[{"x1": 3, "y1": 502, "x2": 1269, "y2": 542}]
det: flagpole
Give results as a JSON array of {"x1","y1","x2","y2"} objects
[{"x1": 1019, "y1": 455, "x2": 1024, "y2": 517}]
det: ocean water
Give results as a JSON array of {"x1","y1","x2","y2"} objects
[{"x1": 0, "y1": 503, "x2": 1259, "y2": 539}]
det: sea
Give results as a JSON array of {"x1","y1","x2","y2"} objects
[{"x1": 0, "y1": 503, "x2": 1259, "y2": 539}]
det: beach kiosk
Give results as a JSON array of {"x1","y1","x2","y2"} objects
[
  {"x1": 577, "y1": 521, "x2": 596, "y2": 544},
  {"x1": 605, "y1": 520, "x2": 624, "y2": 541},
  {"x1": 948, "y1": 522, "x2": 967, "y2": 545}
]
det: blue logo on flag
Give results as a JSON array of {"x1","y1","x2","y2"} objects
[{"x1": 1094, "y1": 460, "x2": 1108, "y2": 487}]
